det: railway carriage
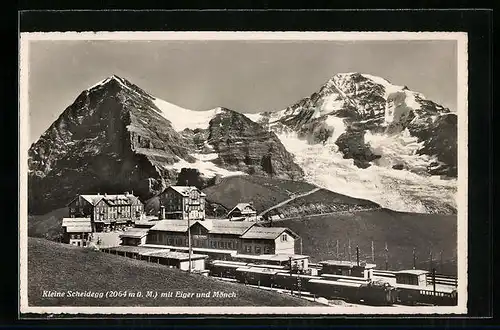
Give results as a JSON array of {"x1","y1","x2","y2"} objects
[
  {"x1": 235, "y1": 267, "x2": 279, "y2": 287},
  {"x1": 306, "y1": 279, "x2": 396, "y2": 306},
  {"x1": 395, "y1": 284, "x2": 458, "y2": 306}
]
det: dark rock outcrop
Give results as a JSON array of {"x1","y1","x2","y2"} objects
[
  {"x1": 335, "y1": 129, "x2": 381, "y2": 169},
  {"x1": 207, "y1": 109, "x2": 304, "y2": 180}
]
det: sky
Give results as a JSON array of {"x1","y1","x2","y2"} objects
[{"x1": 27, "y1": 39, "x2": 457, "y2": 144}]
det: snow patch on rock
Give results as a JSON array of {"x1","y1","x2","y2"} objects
[
  {"x1": 164, "y1": 156, "x2": 247, "y2": 178},
  {"x1": 153, "y1": 98, "x2": 223, "y2": 131},
  {"x1": 276, "y1": 131, "x2": 456, "y2": 213}
]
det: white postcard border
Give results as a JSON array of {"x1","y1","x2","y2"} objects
[{"x1": 19, "y1": 31, "x2": 468, "y2": 316}]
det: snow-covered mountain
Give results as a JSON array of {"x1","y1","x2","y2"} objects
[
  {"x1": 28, "y1": 75, "x2": 302, "y2": 214},
  {"x1": 244, "y1": 72, "x2": 457, "y2": 214},
  {"x1": 28, "y1": 73, "x2": 456, "y2": 215}
]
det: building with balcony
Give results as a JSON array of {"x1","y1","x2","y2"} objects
[
  {"x1": 158, "y1": 186, "x2": 206, "y2": 221},
  {"x1": 67, "y1": 192, "x2": 144, "y2": 232}
]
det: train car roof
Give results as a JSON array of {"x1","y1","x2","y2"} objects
[
  {"x1": 212, "y1": 260, "x2": 248, "y2": 265},
  {"x1": 308, "y1": 279, "x2": 363, "y2": 288},
  {"x1": 275, "y1": 272, "x2": 320, "y2": 279},
  {"x1": 236, "y1": 267, "x2": 279, "y2": 275},
  {"x1": 394, "y1": 283, "x2": 457, "y2": 293},
  {"x1": 394, "y1": 269, "x2": 429, "y2": 275}
]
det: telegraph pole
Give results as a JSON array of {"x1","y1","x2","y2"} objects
[
  {"x1": 440, "y1": 251, "x2": 443, "y2": 274},
  {"x1": 429, "y1": 249, "x2": 433, "y2": 272},
  {"x1": 348, "y1": 239, "x2": 351, "y2": 261},
  {"x1": 371, "y1": 241, "x2": 375, "y2": 263},
  {"x1": 384, "y1": 242, "x2": 389, "y2": 270},
  {"x1": 413, "y1": 247, "x2": 416, "y2": 269},
  {"x1": 356, "y1": 245, "x2": 360, "y2": 266},
  {"x1": 336, "y1": 239, "x2": 339, "y2": 260},
  {"x1": 186, "y1": 204, "x2": 192, "y2": 273}
]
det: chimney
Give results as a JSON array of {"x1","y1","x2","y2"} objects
[
  {"x1": 159, "y1": 205, "x2": 165, "y2": 220},
  {"x1": 124, "y1": 191, "x2": 129, "y2": 196},
  {"x1": 104, "y1": 193, "x2": 107, "y2": 197}
]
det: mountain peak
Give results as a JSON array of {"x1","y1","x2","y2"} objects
[{"x1": 87, "y1": 74, "x2": 131, "y2": 91}]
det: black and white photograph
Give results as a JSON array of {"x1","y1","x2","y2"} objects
[{"x1": 19, "y1": 32, "x2": 468, "y2": 315}]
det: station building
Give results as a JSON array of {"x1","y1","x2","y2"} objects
[{"x1": 144, "y1": 219, "x2": 299, "y2": 256}]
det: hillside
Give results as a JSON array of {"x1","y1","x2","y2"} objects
[
  {"x1": 28, "y1": 207, "x2": 67, "y2": 240},
  {"x1": 272, "y1": 209, "x2": 457, "y2": 275},
  {"x1": 143, "y1": 175, "x2": 315, "y2": 216},
  {"x1": 261, "y1": 188, "x2": 379, "y2": 219},
  {"x1": 27, "y1": 238, "x2": 319, "y2": 307},
  {"x1": 203, "y1": 176, "x2": 319, "y2": 213}
]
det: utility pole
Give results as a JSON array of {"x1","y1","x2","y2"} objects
[
  {"x1": 429, "y1": 249, "x2": 433, "y2": 272},
  {"x1": 356, "y1": 245, "x2": 360, "y2": 266},
  {"x1": 384, "y1": 242, "x2": 389, "y2": 270},
  {"x1": 413, "y1": 247, "x2": 416, "y2": 269},
  {"x1": 432, "y1": 268, "x2": 437, "y2": 303},
  {"x1": 348, "y1": 239, "x2": 351, "y2": 261},
  {"x1": 371, "y1": 241, "x2": 375, "y2": 263},
  {"x1": 186, "y1": 204, "x2": 192, "y2": 273},
  {"x1": 440, "y1": 251, "x2": 443, "y2": 274},
  {"x1": 336, "y1": 239, "x2": 339, "y2": 260},
  {"x1": 300, "y1": 237, "x2": 303, "y2": 255}
]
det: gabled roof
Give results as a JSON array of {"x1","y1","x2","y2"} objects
[
  {"x1": 148, "y1": 219, "x2": 255, "y2": 236},
  {"x1": 140, "y1": 250, "x2": 208, "y2": 261},
  {"x1": 68, "y1": 193, "x2": 142, "y2": 207},
  {"x1": 165, "y1": 186, "x2": 206, "y2": 197},
  {"x1": 150, "y1": 220, "x2": 190, "y2": 232},
  {"x1": 78, "y1": 195, "x2": 103, "y2": 206},
  {"x1": 209, "y1": 220, "x2": 256, "y2": 235},
  {"x1": 228, "y1": 203, "x2": 256, "y2": 215},
  {"x1": 119, "y1": 228, "x2": 149, "y2": 239},
  {"x1": 240, "y1": 226, "x2": 298, "y2": 240},
  {"x1": 62, "y1": 218, "x2": 92, "y2": 233},
  {"x1": 102, "y1": 196, "x2": 132, "y2": 206}
]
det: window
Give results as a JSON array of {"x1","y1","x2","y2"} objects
[
  {"x1": 281, "y1": 234, "x2": 288, "y2": 242},
  {"x1": 264, "y1": 246, "x2": 271, "y2": 254},
  {"x1": 245, "y1": 246, "x2": 252, "y2": 253},
  {"x1": 255, "y1": 246, "x2": 261, "y2": 254}
]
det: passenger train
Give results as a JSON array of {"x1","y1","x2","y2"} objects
[{"x1": 207, "y1": 260, "x2": 458, "y2": 306}]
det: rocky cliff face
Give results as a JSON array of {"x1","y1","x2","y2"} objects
[
  {"x1": 245, "y1": 72, "x2": 457, "y2": 214},
  {"x1": 28, "y1": 76, "x2": 302, "y2": 214},
  {"x1": 207, "y1": 109, "x2": 303, "y2": 180}
]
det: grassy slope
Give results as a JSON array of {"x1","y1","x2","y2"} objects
[
  {"x1": 277, "y1": 208, "x2": 457, "y2": 275},
  {"x1": 263, "y1": 188, "x2": 380, "y2": 218},
  {"x1": 28, "y1": 207, "x2": 67, "y2": 240},
  {"x1": 144, "y1": 175, "x2": 319, "y2": 215},
  {"x1": 202, "y1": 175, "x2": 316, "y2": 212},
  {"x1": 28, "y1": 238, "x2": 318, "y2": 307}
]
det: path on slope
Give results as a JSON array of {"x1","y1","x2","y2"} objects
[
  {"x1": 258, "y1": 187, "x2": 321, "y2": 217},
  {"x1": 265, "y1": 206, "x2": 381, "y2": 223}
]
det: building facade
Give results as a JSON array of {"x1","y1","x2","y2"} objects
[
  {"x1": 145, "y1": 219, "x2": 299, "y2": 255},
  {"x1": 119, "y1": 228, "x2": 149, "y2": 246},
  {"x1": 61, "y1": 218, "x2": 92, "y2": 247},
  {"x1": 158, "y1": 186, "x2": 206, "y2": 220},
  {"x1": 227, "y1": 203, "x2": 257, "y2": 221},
  {"x1": 67, "y1": 192, "x2": 144, "y2": 232}
]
